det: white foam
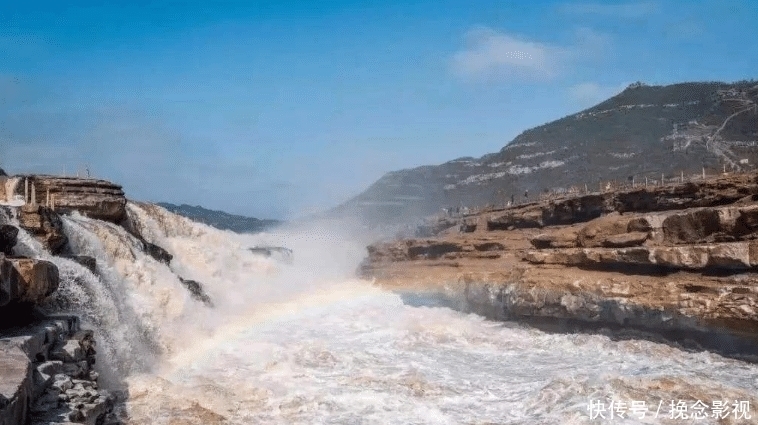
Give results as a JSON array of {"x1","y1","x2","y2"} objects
[
  {"x1": 16, "y1": 202, "x2": 756, "y2": 423},
  {"x1": 0, "y1": 177, "x2": 24, "y2": 206}
]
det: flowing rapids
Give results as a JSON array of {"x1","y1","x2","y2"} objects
[{"x1": 8, "y1": 203, "x2": 758, "y2": 424}]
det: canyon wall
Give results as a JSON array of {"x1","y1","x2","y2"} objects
[{"x1": 361, "y1": 172, "x2": 758, "y2": 359}]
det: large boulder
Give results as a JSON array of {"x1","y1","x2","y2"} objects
[
  {"x1": 0, "y1": 225, "x2": 18, "y2": 256},
  {"x1": 659, "y1": 206, "x2": 758, "y2": 244},
  {"x1": 487, "y1": 207, "x2": 544, "y2": 230},
  {"x1": 59, "y1": 255, "x2": 97, "y2": 274},
  {"x1": 0, "y1": 345, "x2": 32, "y2": 425},
  {"x1": 541, "y1": 194, "x2": 609, "y2": 225},
  {"x1": 179, "y1": 277, "x2": 213, "y2": 306},
  {"x1": 662, "y1": 209, "x2": 722, "y2": 244},
  {"x1": 9, "y1": 258, "x2": 60, "y2": 304},
  {"x1": 143, "y1": 242, "x2": 172, "y2": 265},
  {"x1": 18, "y1": 205, "x2": 67, "y2": 254},
  {"x1": 577, "y1": 214, "x2": 638, "y2": 248},
  {"x1": 1, "y1": 256, "x2": 59, "y2": 307},
  {"x1": 530, "y1": 229, "x2": 579, "y2": 249},
  {"x1": 601, "y1": 231, "x2": 649, "y2": 248}
]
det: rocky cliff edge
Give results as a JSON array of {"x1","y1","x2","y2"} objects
[{"x1": 361, "y1": 172, "x2": 758, "y2": 360}]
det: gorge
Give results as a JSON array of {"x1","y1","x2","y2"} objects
[{"x1": 1, "y1": 170, "x2": 757, "y2": 424}]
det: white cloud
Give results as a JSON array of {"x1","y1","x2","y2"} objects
[
  {"x1": 451, "y1": 27, "x2": 559, "y2": 80},
  {"x1": 450, "y1": 27, "x2": 609, "y2": 81},
  {"x1": 568, "y1": 82, "x2": 628, "y2": 107},
  {"x1": 560, "y1": 1, "x2": 658, "y2": 18}
]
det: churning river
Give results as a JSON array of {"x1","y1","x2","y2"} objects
[{"x1": 7, "y1": 203, "x2": 758, "y2": 424}]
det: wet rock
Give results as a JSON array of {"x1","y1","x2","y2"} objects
[
  {"x1": 50, "y1": 340, "x2": 85, "y2": 363},
  {"x1": 11, "y1": 258, "x2": 60, "y2": 303},
  {"x1": 51, "y1": 376, "x2": 73, "y2": 393},
  {"x1": 0, "y1": 225, "x2": 18, "y2": 256},
  {"x1": 143, "y1": 242, "x2": 172, "y2": 265},
  {"x1": 33, "y1": 361, "x2": 63, "y2": 398},
  {"x1": 18, "y1": 205, "x2": 67, "y2": 254},
  {"x1": 0, "y1": 346, "x2": 32, "y2": 425},
  {"x1": 179, "y1": 277, "x2": 213, "y2": 307},
  {"x1": 60, "y1": 255, "x2": 97, "y2": 274},
  {"x1": 0, "y1": 317, "x2": 106, "y2": 425},
  {"x1": 0, "y1": 254, "x2": 15, "y2": 307},
  {"x1": 72, "y1": 330, "x2": 96, "y2": 360},
  {"x1": 1, "y1": 257, "x2": 60, "y2": 306},
  {"x1": 30, "y1": 390, "x2": 60, "y2": 414}
]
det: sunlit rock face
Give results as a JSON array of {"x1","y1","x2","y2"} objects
[
  {"x1": 18, "y1": 205, "x2": 68, "y2": 255},
  {"x1": 0, "y1": 255, "x2": 59, "y2": 307},
  {"x1": 361, "y1": 172, "x2": 758, "y2": 360},
  {"x1": 14, "y1": 176, "x2": 127, "y2": 224}
]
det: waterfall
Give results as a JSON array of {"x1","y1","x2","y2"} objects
[
  {"x1": 4, "y1": 201, "x2": 758, "y2": 424},
  {"x1": 0, "y1": 177, "x2": 23, "y2": 206}
]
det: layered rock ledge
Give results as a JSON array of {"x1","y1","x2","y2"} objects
[
  {"x1": 3, "y1": 175, "x2": 127, "y2": 223},
  {"x1": 362, "y1": 173, "x2": 758, "y2": 359}
]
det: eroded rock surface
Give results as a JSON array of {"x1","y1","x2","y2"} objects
[
  {"x1": 0, "y1": 318, "x2": 120, "y2": 425},
  {"x1": 19, "y1": 205, "x2": 67, "y2": 254},
  {"x1": 16, "y1": 176, "x2": 127, "y2": 223},
  {"x1": 362, "y1": 173, "x2": 758, "y2": 359},
  {"x1": 1, "y1": 255, "x2": 59, "y2": 307}
]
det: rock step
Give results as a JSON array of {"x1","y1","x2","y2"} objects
[
  {"x1": 15, "y1": 176, "x2": 127, "y2": 223},
  {"x1": 1, "y1": 255, "x2": 60, "y2": 307},
  {"x1": 524, "y1": 241, "x2": 758, "y2": 271},
  {"x1": 1, "y1": 318, "x2": 118, "y2": 425}
]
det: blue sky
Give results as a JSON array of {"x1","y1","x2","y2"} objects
[{"x1": 1, "y1": 0, "x2": 757, "y2": 219}]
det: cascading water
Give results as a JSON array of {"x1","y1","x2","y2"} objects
[
  {"x1": 0, "y1": 176, "x2": 23, "y2": 206},
  {"x1": 7, "y1": 202, "x2": 758, "y2": 424}
]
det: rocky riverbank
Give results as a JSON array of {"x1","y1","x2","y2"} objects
[
  {"x1": 0, "y1": 172, "x2": 221, "y2": 424},
  {"x1": 1, "y1": 174, "x2": 128, "y2": 424},
  {"x1": 0, "y1": 315, "x2": 121, "y2": 425},
  {"x1": 361, "y1": 172, "x2": 758, "y2": 360}
]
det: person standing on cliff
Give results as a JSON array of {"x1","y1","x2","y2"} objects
[{"x1": 524, "y1": 189, "x2": 529, "y2": 201}]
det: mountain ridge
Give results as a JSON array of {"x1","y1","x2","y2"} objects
[
  {"x1": 332, "y1": 80, "x2": 758, "y2": 225},
  {"x1": 157, "y1": 202, "x2": 282, "y2": 233}
]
